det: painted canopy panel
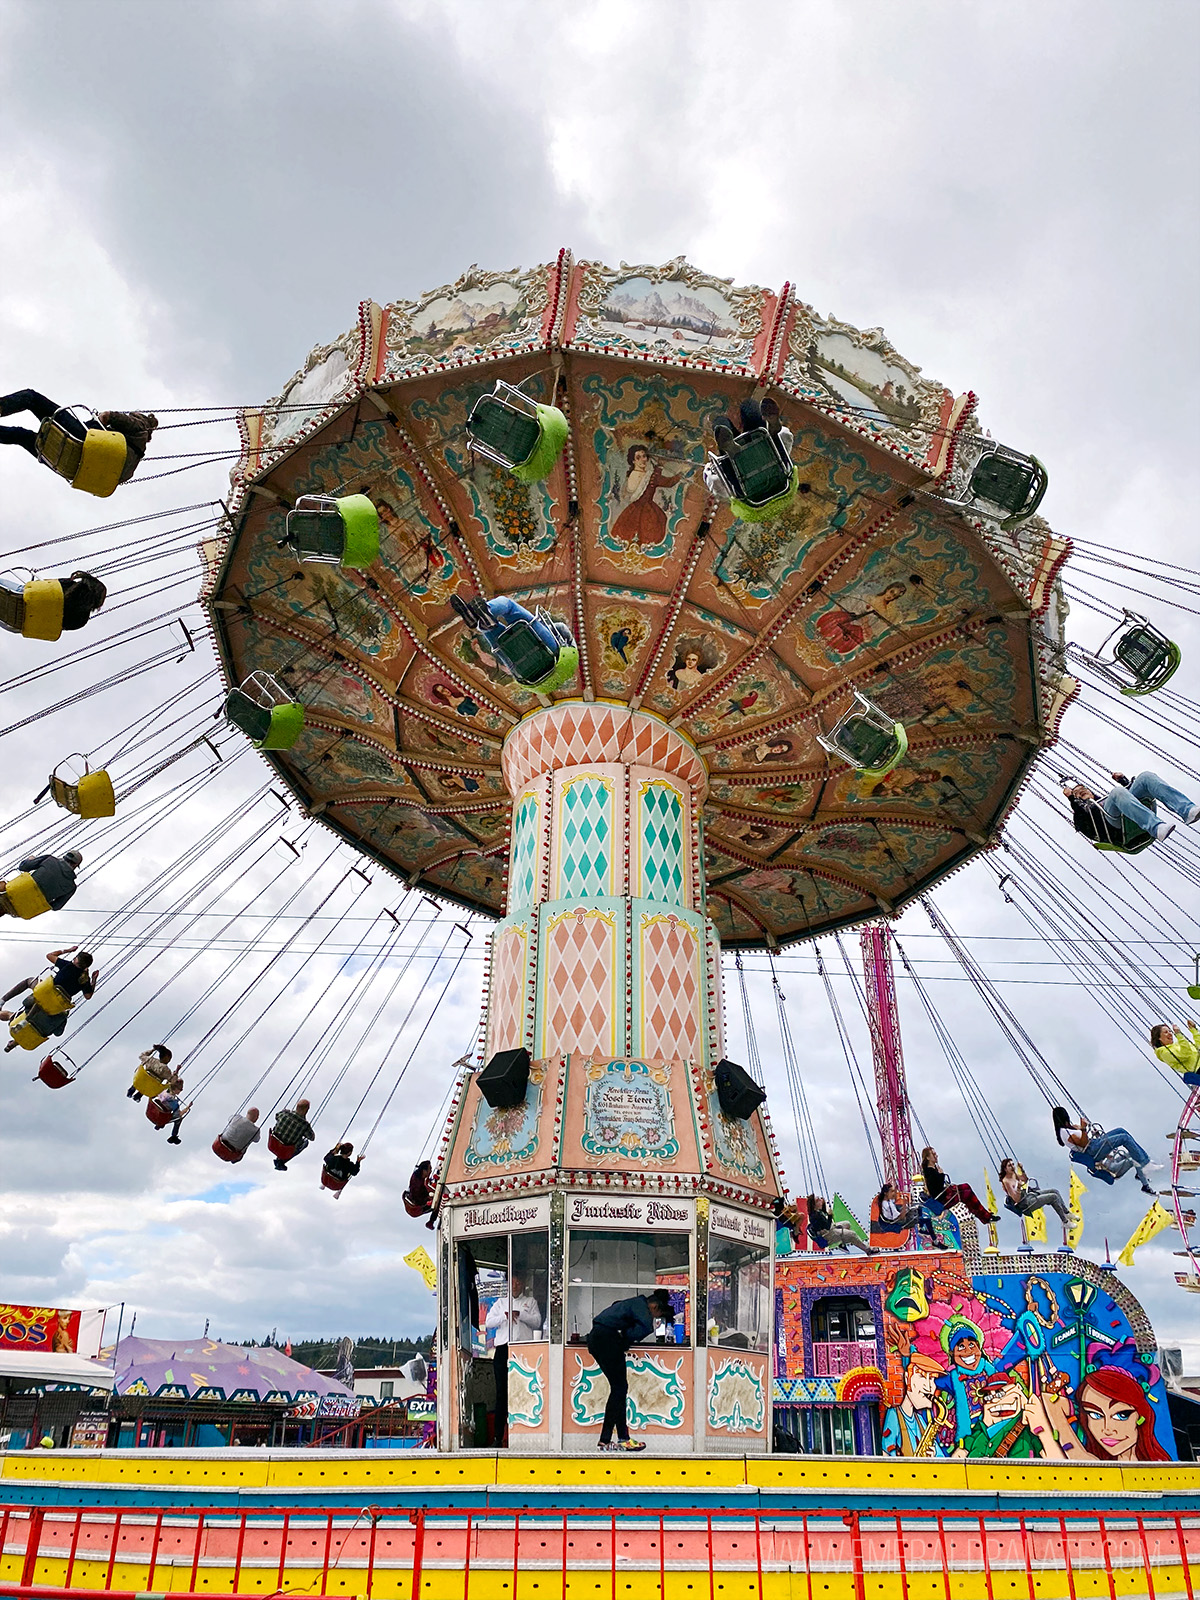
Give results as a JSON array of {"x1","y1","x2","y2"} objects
[{"x1": 208, "y1": 254, "x2": 1071, "y2": 945}]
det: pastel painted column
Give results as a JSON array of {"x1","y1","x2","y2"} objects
[{"x1": 484, "y1": 704, "x2": 720, "y2": 1066}]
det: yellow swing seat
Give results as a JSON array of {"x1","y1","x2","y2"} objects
[
  {"x1": 35, "y1": 410, "x2": 128, "y2": 498},
  {"x1": 30, "y1": 975, "x2": 73, "y2": 1017},
  {"x1": 2, "y1": 872, "x2": 52, "y2": 920},
  {"x1": 132, "y1": 1063, "x2": 167, "y2": 1099},
  {"x1": 49, "y1": 758, "x2": 116, "y2": 819},
  {"x1": 8, "y1": 1010, "x2": 51, "y2": 1051},
  {"x1": 0, "y1": 578, "x2": 65, "y2": 642}
]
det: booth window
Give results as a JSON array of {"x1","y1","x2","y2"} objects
[
  {"x1": 456, "y1": 1232, "x2": 550, "y2": 1356},
  {"x1": 566, "y1": 1230, "x2": 690, "y2": 1344},
  {"x1": 707, "y1": 1234, "x2": 771, "y2": 1351}
]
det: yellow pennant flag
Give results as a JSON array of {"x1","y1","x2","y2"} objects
[
  {"x1": 982, "y1": 1168, "x2": 1001, "y2": 1252},
  {"x1": 1024, "y1": 1199, "x2": 1048, "y2": 1245},
  {"x1": 1067, "y1": 1170, "x2": 1087, "y2": 1250},
  {"x1": 403, "y1": 1246, "x2": 438, "y2": 1291},
  {"x1": 1117, "y1": 1201, "x2": 1174, "y2": 1268}
]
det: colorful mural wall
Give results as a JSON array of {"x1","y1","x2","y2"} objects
[{"x1": 775, "y1": 1251, "x2": 1175, "y2": 1462}]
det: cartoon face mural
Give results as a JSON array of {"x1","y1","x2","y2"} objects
[{"x1": 776, "y1": 1254, "x2": 1176, "y2": 1462}]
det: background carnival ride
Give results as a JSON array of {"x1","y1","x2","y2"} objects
[{"x1": 1, "y1": 256, "x2": 1199, "y2": 1456}]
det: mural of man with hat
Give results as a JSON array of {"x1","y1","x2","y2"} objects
[
  {"x1": 954, "y1": 1370, "x2": 1055, "y2": 1459},
  {"x1": 881, "y1": 1352, "x2": 950, "y2": 1458}
]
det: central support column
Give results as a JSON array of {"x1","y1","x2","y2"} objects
[{"x1": 486, "y1": 703, "x2": 722, "y2": 1066}]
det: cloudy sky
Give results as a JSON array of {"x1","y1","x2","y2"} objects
[{"x1": 1, "y1": 0, "x2": 1198, "y2": 1364}]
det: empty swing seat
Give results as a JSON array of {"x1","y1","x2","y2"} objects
[
  {"x1": 225, "y1": 673, "x2": 305, "y2": 751},
  {"x1": 35, "y1": 408, "x2": 128, "y2": 498},
  {"x1": 49, "y1": 757, "x2": 116, "y2": 819},
  {"x1": 1111, "y1": 619, "x2": 1181, "y2": 697},
  {"x1": 720, "y1": 429, "x2": 800, "y2": 523},
  {"x1": 0, "y1": 871, "x2": 52, "y2": 920},
  {"x1": 467, "y1": 382, "x2": 569, "y2": 483},
  {"x1": 818, "y1": 693, "x2": 909, "y2": 778},
  {"x1": 212, "y1": 1137, "x2": 245, "y2": 1164},
  {"x1": 0, "y1": 578, "x2": 65, "y2": 641},
  {"x1": 963, "y1": 445, "x2": 1047, "y2": 529},
  {"x1": 284, "y1": 494, "x2": 380, "y2": 569},
  {"x1": 37, "y1": 1055, "x2": 75, "y2": 1089},
  {"x1": 267, "y1": 1131, "x2": 298, "y2": 1162}
]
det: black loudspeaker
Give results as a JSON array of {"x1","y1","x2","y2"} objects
[
  {"x1": 714, "y1": 1057, "x2": 766, "y2": 1121},
  {"x1": 477, "y1": 1047, "x2": 531, "y2": 1109}
]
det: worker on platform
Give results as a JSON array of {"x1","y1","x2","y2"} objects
[
  {"x1": 1052, "y1": 1108, "x2": 1161, "y2": 1194},
  {"x1": 1151, "y1": 1020, "x2": 1200, "y2": 1086},
  {"x1": 485, "y1": 1270, "x2": 543, "y2": 1448},
  {"x1": 1062, "y1": 770, "x2": 1199, "y2": 846},
  {"x1": 585, "y1": 1289, "x2": 673, "y2": 1453},
  {"x1": 0, "y1": 389, "x2": 158, "y2": 483},
  {"x1": 0, "y1": 850, "x2": 83, "y2": 916},
  {"x1": 920, "y1": 1147, "x2": 998, "y2": 1225}
]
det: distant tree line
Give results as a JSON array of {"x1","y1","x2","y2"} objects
[{"x1": 228, "y1": 1334, "x2": 435, "y2": 1369}]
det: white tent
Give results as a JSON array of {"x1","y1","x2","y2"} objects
[{"x1": 0, "y1": 1351, "x2": 115, "y2": 1390}]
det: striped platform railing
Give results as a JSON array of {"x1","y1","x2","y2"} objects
[{"x1": 1, "y1": 1502, "x2": 1198, "y2": 1600}]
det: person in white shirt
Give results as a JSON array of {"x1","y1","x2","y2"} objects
[
  {"x1": 219, "y1": 1106, "x2": 262, "y2": 1155},
  {"x1": 484, "y1": 1273, "x2": 543, "y2": 1447}
]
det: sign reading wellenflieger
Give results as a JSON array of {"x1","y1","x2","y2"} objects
[{"x1": 452, "y1": 1196, "x2": 552, "y2": 1237}]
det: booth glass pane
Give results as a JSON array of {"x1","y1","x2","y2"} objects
[
  {"x1": 566, "y1": 1229, "x2": 690, "y2": 1345},
  {"x1": 707, "y1": 1236, "x2": 771, "y2": 1351}
]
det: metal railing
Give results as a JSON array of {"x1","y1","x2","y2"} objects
[{"x1": 0, "y1": 1501, "x2": 1196, "y2": 1599}]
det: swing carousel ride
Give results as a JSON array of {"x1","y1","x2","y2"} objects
[{"x1": 4, "y1": 254, "x2": 1200, "y2": 1463}]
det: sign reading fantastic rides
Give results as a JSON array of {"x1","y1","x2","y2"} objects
[{"x1": 0, "y1": 1303, "x2": 104, "y2": 1358}]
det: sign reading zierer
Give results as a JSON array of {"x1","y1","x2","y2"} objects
[
  {"x1": 452, "y1": 1195, "x2": 551, "y2": 1238},
  {"x1": 708, "y1": 1205, "x2": 772, "y2": 1245},
  {"x1": 566, "y1": 1195, "x2": 694, "y2": 1231}
]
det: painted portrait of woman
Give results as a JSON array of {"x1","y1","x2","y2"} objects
[
  {"x1": 1072, "y1": 1367, "x2": 1171, "y2": 1462},
  {"x1": 666, "y1": 635, "x2": 720, "y2": 693},
  {"x1": 611, "y1": 443, "x2": 688, "y2": 548}
]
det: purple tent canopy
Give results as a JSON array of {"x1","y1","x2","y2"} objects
[{"x1": 109, "y1": 1336, "x2": 360, "y2": 1416}]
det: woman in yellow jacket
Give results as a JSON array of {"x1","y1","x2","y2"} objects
[{"x1": 1151, "y1": 1020, "x2": 1200, "y2": 1086}]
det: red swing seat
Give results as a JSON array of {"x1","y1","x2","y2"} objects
[
  {"x1": 37, "y1": 1055, "x2": 74, "y2": 1089},
  {"x1": 321, "y1": 1169, "x2": 349, "y2": 1193},
  {"x1": 212, "y1": 1137, "x2": 244, "y2": 1164},
  {"x1": 145, "y1": 1100, "x2": 174, "y2": 1128},
  {"x1": 268, "y1": 1131, "x2": 298, "y2": 1162}
]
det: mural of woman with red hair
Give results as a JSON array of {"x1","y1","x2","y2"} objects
[{"x1": 1038, "y1": 1345, "x2": 1172, "y2": 1463}]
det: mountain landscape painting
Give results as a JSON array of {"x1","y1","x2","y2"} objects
[
  {"x1": 597, "y1": 276, "x2": 743, "y2": 351},
  {"x1": 409, "y1": 280, "x2": 531, "y2": 356}
]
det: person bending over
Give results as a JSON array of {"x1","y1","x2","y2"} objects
[{"x1": 586, "y1": 1289, "x2": 674, "y2": 1453}]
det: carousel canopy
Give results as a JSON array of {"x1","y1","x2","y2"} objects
[
  {"x1": 109, "y1": 1336, "x2": 358, "y2": 1409},
  {"x1": 206, "y1": 253, "x2": 1073, "y2": 947}
]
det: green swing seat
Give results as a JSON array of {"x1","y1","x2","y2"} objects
[
  {"x1": 1091, "y1": 815, "x2": 1157, "y2": 856},
  {"x1": 1111, "y1": 621, "x2": 1181, "y2": 697},
  {"x1": 717, "y1": 428, "x2": 800, "y2": 523},
  {"x1": 492, "y1": 612, "x2": 579, "y2": 693},
  {"x1": 818, "y1": 692, "x2": 908, "y2": 778},
  {"x1": 964, "y1": 445, "x2": 1048, "y2": 530},
  {"x1": 225, "y1": 672, "x2": 305, "y2": 751},
  {"x1": 467, "y1": 381, "x2": 569, "y2": 484},
  {"x1": 284, "y1": 493, "x2": 380, "y2": 569}
]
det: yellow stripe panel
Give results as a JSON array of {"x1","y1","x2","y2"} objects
[{"x1": 3, "y1": 1450, "x2": 1199, "y2": 1496}]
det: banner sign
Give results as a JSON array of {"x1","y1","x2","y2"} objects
[
  {"x1": 0, "y1": 1304, "x2": 105, "y2": 1356},
  {"x1": 451, "y1": 1196, "x2": 551, "y2": 1237},
  {"x1": 565, "y1": 1195, "x2": 694, "y2": 1232},
  {"x1": 709, "y1": 1205, "x2": 772, "y2": 1246}
]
